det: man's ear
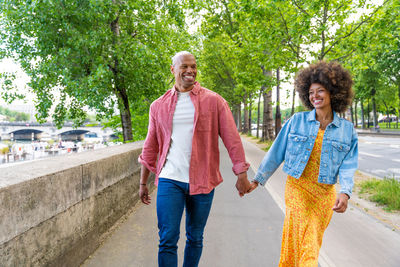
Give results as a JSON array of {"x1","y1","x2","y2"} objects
[{"x1": 170, "y1": 65, "x2": 174, "y2": 74}]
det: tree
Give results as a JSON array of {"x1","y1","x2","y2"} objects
[{"x1": 1, "y1": 0, "x2": 190, "y2": 141}]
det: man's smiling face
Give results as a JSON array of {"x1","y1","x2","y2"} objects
[{"x1": 171, "y1": 54, "x2": 197, "y2": 92}]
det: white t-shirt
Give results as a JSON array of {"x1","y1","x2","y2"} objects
[{"x1": 159, "y1": 91, "x2": 195, "y2": 183}]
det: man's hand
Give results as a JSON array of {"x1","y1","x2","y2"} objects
[
  {"x1": 139, "y1": 184, "x2": 151, "y2": 205},
  {"x1": 235, "y1": 172, "x2": 250, "y2": 197},
  {"x1": 332, "y1": 193, "x2": 349, "y2": 213}
]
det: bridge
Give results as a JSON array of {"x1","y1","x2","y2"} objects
[{"x1": 0, "y1": 122, "x2": 116, "y2": 141}]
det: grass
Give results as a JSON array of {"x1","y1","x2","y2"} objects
[
  {"x1": 258, "y1": 139, "x2": 273, "y2": 151},
  {"x1": 358, "y1": 177, "x2": 400, "y2": 212},
  {"x1": 241, "y1": 132, "x2": 274, "y2": 151},
  {"x1": 356, "y1": 122, "x2": 400, "y2": 131},
  {"x1": 377, "y1": 122, "x2": 400, "y2": 130}
]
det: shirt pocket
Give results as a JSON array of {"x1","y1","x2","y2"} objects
[
  {"x1": 287, "y1": 133, "x2": 308, "y2": 155},
  {"x1": 197, "y1": 112, "x2": 212, "y2": 132},
  {"x1": 331, "y1": 141, "x2": 350, "y2": 164}
]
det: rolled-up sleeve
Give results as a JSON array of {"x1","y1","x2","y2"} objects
[
  {"x1": 338, "y1": 128, "x2": 358, "y2": 196},
  {"x1": 217, "y1": 99, "x2": 250, "y2": 175},
  {"x1": 138, "y1": 103, "x2": 159, "y2": 174}
]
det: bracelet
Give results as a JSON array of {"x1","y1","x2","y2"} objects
[{"x1": 140, "y1": 183, "x2": 146, "y2": 186}]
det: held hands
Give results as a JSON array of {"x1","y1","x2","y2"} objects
[
  {"x1": 139, "y1": 184, "x2": 152, "y2": 205},
  {"x1": 332, "y1": 193, "x2": 349, "y2": 213},
  {"x1": 235, "y1": 172, "x2": 259, "y2": 197}
]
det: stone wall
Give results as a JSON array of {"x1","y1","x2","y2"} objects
[{"x1": 0, "y1": 141, "x2": 153, "y2": 267}]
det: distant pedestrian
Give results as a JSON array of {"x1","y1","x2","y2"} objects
[
  {"x1": 138, "y1": 51, "x2": 250, "y2": 267},
  {"x1": 248, "y1": 61, "x2": 358, "y2": 266}
]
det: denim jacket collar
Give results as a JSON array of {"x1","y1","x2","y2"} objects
[{"x1": 306, "y1": 109, "x2": 340, "y2": 128}]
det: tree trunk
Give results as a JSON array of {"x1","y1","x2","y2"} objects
[
  {"x1": 264, "y1": 89, "x2": 274, "y2": 140},
  {"x1": 275, "y1": 68, "x2": 282, "y2": 136},
  {"x1": 291, "y1": 62, "x2": 299, "y2": 116},
  {"x1": 361, "y1": 99, "x2": 365, "y2": 129},
  {"x1": 367, "y1": 99, "x2": 370, "y2": 128},
  {"x1": 383, "y1": 101, "x2": 389, "y2": 128},
  {"x1": 354, "y1": 100, "x2": 358, "y2": 128},
  {"x1": 243, "y1": 96, "x2": 249, "y2": 134},
  {"x1": 233, "y1": 106, "x2": 240, "y2": 129},
  {"x1": 397, "y1": 84, "x2": 400, "y2": 129},
  {"x1": 249, "y1": 93, "x2": 252, "y2": 135},
  {"x1": 372, "y1": 93, "x2": 378, "y2": 130},
  {"x1": 257, "y1": 89, "x2": 263, "y2": 138},
  {"x1": 261, "y1": 67, "x2": 274, "y2": 141},
  {"x1": 119, "y1": 96, "x2": 133, "y2": 141},
  {"x1": 238, "y1": 103, "x2": 242, "y2": 132},
  {"x1": 111, "y1": 11, "x2": 133, "y2": 142},
  {"x1": 350, "y1": 104, "x2": 354, "y2": 124}
]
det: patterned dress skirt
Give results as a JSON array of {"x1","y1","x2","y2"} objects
[{"x1": 279, "y1": 129, "x2": 336, "y2": 267}]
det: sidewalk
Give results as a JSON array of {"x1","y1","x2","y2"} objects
[
  {"x1": 356, "y1": 128, "x2": 400, "y2": 137},
  {"x1": 82, "y1": 142, "x2": 285, "y2": 267}
]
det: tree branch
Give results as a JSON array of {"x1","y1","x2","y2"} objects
[
  {"x1": 323, "y1": 0, "x2": 390, "y2": 58},
  {"x1": 277, "y1": 8, "x2": 298, "y2": 55}
]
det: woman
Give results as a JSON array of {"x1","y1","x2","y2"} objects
[{"x1": 249, "y1": 61, "x2": 358, "y2": 266}]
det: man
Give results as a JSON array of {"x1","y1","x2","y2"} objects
[{"x1": 138, "y1": 51, "x2": 250, "y2": 267}]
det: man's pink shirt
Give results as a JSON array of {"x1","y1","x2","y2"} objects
[{"x1": 139, "y1": 82, "x2": 250, "y2": 195}]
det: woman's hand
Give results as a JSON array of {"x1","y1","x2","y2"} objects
[
  {"x1": 332, "y1": 193, "x2": 349, "y2": 213},
  {"x1": 247, "y1": 181, "x2": 259, "y2": 194}
]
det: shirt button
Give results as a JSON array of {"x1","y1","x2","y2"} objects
[{"x1": 324, "y1": 164, "x2": 327, "y2": 167}]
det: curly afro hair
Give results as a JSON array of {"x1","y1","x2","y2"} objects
[{"x1": 294, "y1": 61, "x2": 354, "y2": 113}]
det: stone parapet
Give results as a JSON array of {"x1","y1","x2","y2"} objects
[{"x1": 0, "y1": 141, "x2": 153, "y2": 266}]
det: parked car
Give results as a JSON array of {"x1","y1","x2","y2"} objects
[{"x1": 378, "y1": 116, "x2": 397, "y2": 123}]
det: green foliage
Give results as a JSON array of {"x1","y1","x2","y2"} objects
[
  {"x1": 1, "y1": 0, "x2": 398, "y2": 139},
  {"x1": 260, "y1": 140, "x2": 273, "y2": 152},
  {"x1": 0, "y1": 106, "x2": 30, "y2": 121},
  {"x1": 0, "y1": 0, "x2": 195, "y2": 141},
  {"x1": 0, "y1": 147, "x2": 9, "y2": 155},
  {"x1": 333, "y1": 0, "x2": 400, "y2": 124},
  {"x1": 359, "y1": 178, "x2": 400, "y2": 212}
]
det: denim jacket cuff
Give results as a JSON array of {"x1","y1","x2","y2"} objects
[
  {"x1": 339, "y1": 188, "x2": 352, "y2": 197},
  {"x1": 254, "y1": 172, "x2": 267, "y2": 186}
]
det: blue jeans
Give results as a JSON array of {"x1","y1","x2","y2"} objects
[{"x1": 157, "y1": 178, "x2": 214, "y2": 267}]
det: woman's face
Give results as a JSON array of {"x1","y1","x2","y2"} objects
[{"x1": 309, "y1": 83, "x2": 331, "y2": 110}]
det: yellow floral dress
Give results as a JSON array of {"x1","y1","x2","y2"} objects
[{"x1": 279, "y1": 128, "x2": 336, "y2": 267}]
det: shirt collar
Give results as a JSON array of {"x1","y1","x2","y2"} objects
[
  {"x1": 307, "y1": 109, "x2": 340, "y2": 127},
  {"x1": 172, "y1": 81, "x2": 201, "y2": 95}
]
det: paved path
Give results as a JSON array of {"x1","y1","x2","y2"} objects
[
  {"x1": 358, "y1": 135, "x2": 400, "y2": 179},
  {"x1": 82, "y1": 142, "x2": 284, "y2": 267},
  {"x1": 83, "y1": 137, "x2": 400, "y2": 267}
]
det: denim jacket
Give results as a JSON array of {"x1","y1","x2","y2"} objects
[{"x1": 254, "y1": 109, "x2": 358, "y2": 196}]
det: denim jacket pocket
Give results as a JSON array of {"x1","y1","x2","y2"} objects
[
  {"x1": 287, "y1": 133, "x2": 308, "y2": 155},
  {"x1": 331, "y1": 141, "x2": 350, "y2": 164}
]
